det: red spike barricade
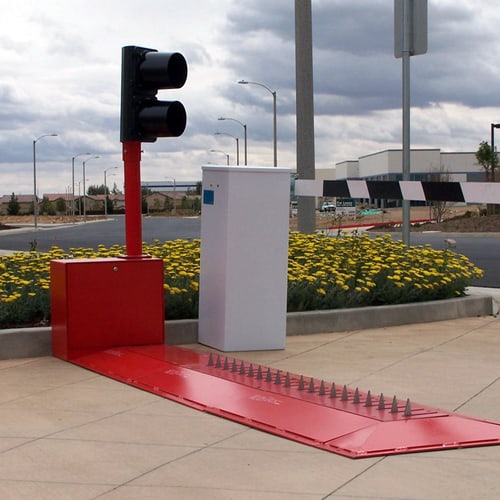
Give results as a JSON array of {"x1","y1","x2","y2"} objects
[{"x1": 71, "y1": 344, "x2": 500, "y2": 459}]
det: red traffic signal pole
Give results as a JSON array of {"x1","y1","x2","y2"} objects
[{"x1": 122, "y1": 140, "x2": 146, "y2": 258}]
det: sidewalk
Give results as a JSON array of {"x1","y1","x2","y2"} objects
[{"x1": 1, "y1": 315, "x2": 499, "y2": 499}]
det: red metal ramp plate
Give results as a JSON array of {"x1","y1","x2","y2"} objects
[{"x1": 71, "y1": 345, "x2": 500, "y2": 459}]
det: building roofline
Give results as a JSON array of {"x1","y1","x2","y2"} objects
[{"x1": 358, "y1": 148, "x2": 441, "y2": 160}]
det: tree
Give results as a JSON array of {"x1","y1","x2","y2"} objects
[
  {"x1": 141, "y1": 188, "x2": 152, "y2": 214},
  {"x1": 427, "y1": 168, "x2": 450, "y2": 223},
  {"x1": 39, "y1": 196, "x2": 55, "y2": 216},
  {"x1": 187, "y1": 182, "x2": 202, "y2": 196},
  {"x1": 111, "y1": 182, "x2": 122, "y2": 195},
  {"x1": 87, "y1": 184, "x2": 109, "y2": 195},
  {"x1": 7, "y1": 193, "x2": 20, "y2": 215},
  {"x1": 180, "y1": 196, "x2": 201, "y2": 213},
  {"x1": 475, "y1": 141, "x2": 499, "y2": 215},
  {"x1": 55, "y1": 198, "x2": 67, "y2": 214}
]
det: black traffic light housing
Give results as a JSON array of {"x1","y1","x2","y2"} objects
[{"x1": 120, "y1": 45, "x2": 187, "y2": 143}]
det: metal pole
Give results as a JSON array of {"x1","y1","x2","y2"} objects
[
  {"x1": 238, "y1": 80, "x2": 277, "y2": 166},
  {"x1": 123, "y1": 141, "x2": 144, "y2": 257},
  {"x1": 272, "y1": 90, "x2": 277, "y2": 167},
  {"x1": 215, "y1": 132, "x2": 239, "y2": 165},
  {"x1": 71, "y1": 156, "x2": 75, "y2": 220},
  {"x1": 32, "y1": 133, "x2": 57, "y2": 229},
  {"x1": 295, "y1": 0, "x2": 316, "y2": 233},
  {"x1": 490, "y1": 123, "x2": 500, "y2": 182},
  {"x1": 82, "y1": 156, "x2": 99, "y2": 222},
  {"x1": 243, "y1": 124, "x2": 247, "y2": 165},
  {"x1": 402, "y1": 0, "x2": 411, "y2": 245},
  {"x1": 104, "y1": 170, "x2": 108, "y2": 219},
  {"x1": 210, "y1": 149, "x2": 230, "y2": 165},
  {"x1": 33, "y1": 140, "x2": 37, "y2": 229},
  {"x1": 72, "y1": 153, "x2": 91, "y2": 221},
  {"x1": 82, "y1": 161, "x2": 87, "y2": 221},
  {"x1": 218, "y1": 118, "x2": 247, "y2": 165},
  {"x1": 103, "y1": 166, "x2": 118, "y2": 219},
  {"x1": 173, "y1": 178, "x2": 176, "y2": 216}
]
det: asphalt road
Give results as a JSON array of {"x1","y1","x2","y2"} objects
[
  {"x1": 408, "y1": 232, "x2": 500, "y2": 288},
  {"x1": 0, "y1": 215, "x2": 201, "y2": 253},
  {"x1": 0, "y1": 216, "x2": 498, "y2": 288}
]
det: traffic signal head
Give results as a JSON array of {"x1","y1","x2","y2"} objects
[{"x1": 120, "y1": 46, "x2": 187, "y2": 143}]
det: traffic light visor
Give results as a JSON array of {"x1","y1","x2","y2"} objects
[{"x1": 140, "y1": 52, "x2": 187, "y2": 89}]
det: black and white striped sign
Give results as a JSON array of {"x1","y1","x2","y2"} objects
[{"x1": 295, "y1": 180, "x2": 500, "y2": 204}]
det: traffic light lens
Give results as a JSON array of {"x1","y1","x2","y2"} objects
[
  {"x1": 141, "y1": 52, "x2": 188, "y2": 89},
  {"x1": 139, "y1": 101, "x2": 187, "y2": 138}
]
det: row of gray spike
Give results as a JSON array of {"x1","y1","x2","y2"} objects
[{"x1": 207, "y1": 353, "x2": 413, "y2": 417}]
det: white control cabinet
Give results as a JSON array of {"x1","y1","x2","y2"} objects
[{"x1": 199, "y1": 165, "x2": 291, "y2": 351}]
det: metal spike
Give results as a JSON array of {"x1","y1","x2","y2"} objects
[
  {"x1": 377, "y1": 393, "x2": 385, "y2": 410},
  {"x1": 239, "y1": 361, "x2": 246, "y2": 375},
  {"x1": 265, "y1": 367, "x2": 272, "y2": 382},
  {"x1": 215, "y1": 355, "x2": 222, "y2": 369},
  {"x1": 353, "y1": 387, "x2": 360, "y2": 404},
  {"x1": 284, "y1": 372, "x2": 291, "y2": 387},
  {"x1": 319, "y1": 380, "x2": 326, "y2": 396},
  {"x1": 341, "y1": 385, "x2": 348, "y2": 401},
  {"x1": 308, "y1": 378, "x2": 315, "y2": 393},
  {"x1": 275, "y1": 370, "x2": 282, "y2": 385},
  {"x1": 298, "y1": 375, "x2": 305, "y2": 390},
  {"x1": 207, "y1": 352, "x2": 214, "y2": 366},
  {"x1": 391, "y1": 395, "x2": 399, "y2": 413},
  {"x1": 256, "y1": 366, "x2": 263, "y2": 380},
  {"x1": 248, "y1": 364, "x2": 254, "y2": 377},
  {"x1": 364, "y1": 390, "x2": 372, "y2": 407},
  {"x1": 329, "y1": 382, "x2": 337, "y2": 398},
  {"x1": 223, "y1": 357, "x2": 229, "y2": 370},
  {"x1": 404, "y1": 398, "x2": 412, "y2": 417},
  {"x1": 231, "y1": 359, "x2": 238, "y2": 372}
]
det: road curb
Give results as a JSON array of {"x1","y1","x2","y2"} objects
[{"x1": 0, "y1": 295, "x2": 493, "y2": 359}]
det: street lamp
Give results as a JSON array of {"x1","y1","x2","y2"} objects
[
  {"x1": 103, "y1": 166, "x2": 118, "y2": 218},
  {"x1": 82, "y1": 156, "x2": 99, "y2": 221},
  {"x1": 165, "y1": 176, "x2": 176, "y2": 215},
  {"x1": 218, "y1": 117, "x2": 247, "y2": 165},
  {"x1": 238, "y1": 80, "x2": 277, "y2": 167},
  {"x1": 210, "y1": 149, "x2": 230, "y2": 165},
  {"x1": 491, "y1": 123, "x2": 500, "y2": 182},
  {"x1": 33, "y1": 133, "x2": 58, "y2": 229},
  {"x1": 214, "y1": 132, "x2": 239, "y2": 165},
  {"x1": 71, "y1": 152, "x2": 91, "y2": 220}
]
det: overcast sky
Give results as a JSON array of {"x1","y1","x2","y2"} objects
[{"x1": 1, "y1": 0, "x2": 500, "y2": 196}]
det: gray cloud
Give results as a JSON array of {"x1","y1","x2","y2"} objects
[{"x1": 1, "y1": 0, "x2": 500, "y2": 196}]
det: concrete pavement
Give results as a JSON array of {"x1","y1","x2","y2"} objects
[{"x1": 1, "y1": 314, "x2": 499, "y2": 499}]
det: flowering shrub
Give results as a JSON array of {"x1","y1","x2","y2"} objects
[
  {"x1": 286, "y1": 232, "x2": 483, "y2": 311},
  {"x1": 0, "y1": 233, "x2": 483, "y2": 327}
]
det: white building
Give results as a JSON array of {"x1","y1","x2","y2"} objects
[
  {"x1": 335, "y1": 149, "x2": 484, "y2": 183},
  {"x1": 318, "y1": 149, "x2": 486, "y2": 209}
]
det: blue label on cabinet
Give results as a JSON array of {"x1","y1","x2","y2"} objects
[{"x1": 203, "y1": 189, "x2": 215, "y2": 205}]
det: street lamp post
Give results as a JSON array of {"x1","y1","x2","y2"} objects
[
  {"x1": 210, "y1": 149, "x2": 230, "y2": 165},
  {"x1": 214, "y1": 132, "x2": 239, "y2": 165},
  {"x1": 77, "y1": 182, "x2": 82, "y2": 215},
  {"x1": 103, "y1": 166, "x2": 118, "y2": 218},
  {"x1": 82, "y1": 156, "x2": 99, "y2": 221},
  {"x1": 218, "y1": 117, "x2": 247, "y2": 165},
  {"x1": 238, "y1": 80, "x2": 277, "y2": 167},
  {"x1": 33, "y1": 133, "x2": 58, "y2": 229},
  {"x1": 491, "y1": 123, "x2": 500, "y2": 182},
  {"x1": 165, "y1": 176, "x2": 176, "y2": 215},
  {"x1": 71, "y1": 152, "x2": 91, "y2": 220}
]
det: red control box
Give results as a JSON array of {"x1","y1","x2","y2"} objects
[{"x1": 51, "y1": 258, "x2": 165, "y2": 360}]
